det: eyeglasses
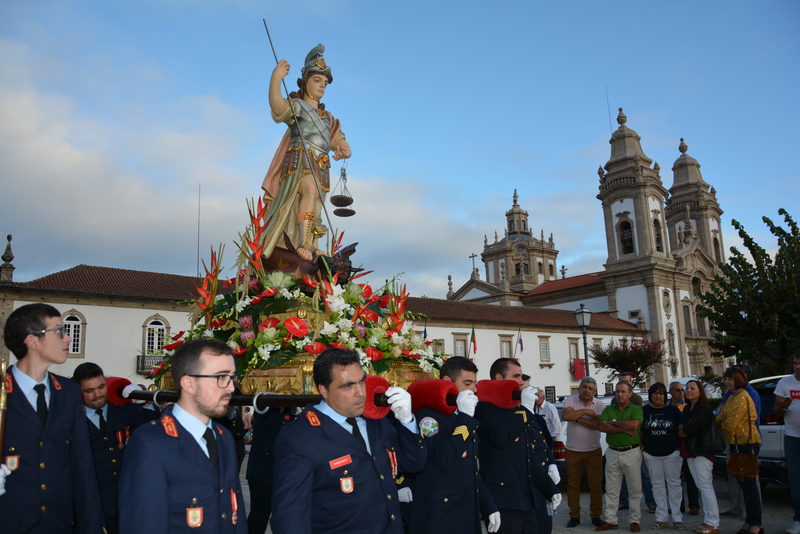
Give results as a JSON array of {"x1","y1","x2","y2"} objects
[
  {"x1": 188, "y1": 374, "x2": 239, "y2": 388},
  {"x1": 669, "y1": 388, "x2": 684, "y2": 392},
  {"x1": 31, "y1": 326, "x2": 65, "y2": 338}
]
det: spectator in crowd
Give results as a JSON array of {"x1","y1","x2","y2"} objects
[
  {"x1": 718, "y1": 365, "x2": 762, "y2": 518},
  {"x1": 717, "y1": 368, "x2": 762, "y2": 534},
  {"x1": 641, "y1": 382, "x2": 684, "y2": 530},
  {"x1": 533, "y1": 386, "x2": 562, "y2": 440},
  {"x1": 774, "y1": 352, "x2": 800, "y2": 534},
  {"x1": 677, "y1": 380, "x2": 719, "y2": 534},
  {"x1": 596, "y1": 381, "x2": 644, "y2": 533},
  {"x1": 668, "y1": 380, "x2": 700, "y2": 516},
  {"x1": 614, "y1": 373, "x2": 655, "y2": 514},
  {"x1": 561, "y1": 377, "x2": 606, "y2": 528}
]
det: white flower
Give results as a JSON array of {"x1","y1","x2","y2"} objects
[
  {"x1": 355, "y1": 348, "x2": 369, "y2": 367},
  {"x1": 279, "y1": 287, "x2": 294, "y2": 299},
  {"x1": 331, "y1": 284, "x2": 346, "y2": 298},
  {"x1": 235, "y1": 297, "x2": 253, "y2": 312},
  {"x1": 336, "y1": 318, "x2": 354, "y2": 332},
  {"x1": 214, "y1": 294, "x2": 226, "y2": 303},
  {"x1": 320, "y1": 321, "x2": 339, "y2": 337},
  {"x1": 228, "y1": 340, "x2": 240, "y2": 350},
  {"x1": 326, "y1": 294, "x2": 348, "y2": 313},
  {"x1": 390, "y1": 332, "x2": 404, "y2": 345},
  {"x1": 367, "y1": 336, "x2": 379, "y2": 347},
  {"x1": 400, "y1": 320, "x2": 413, "y2": 335},
  {"x1": 202, "y1": 329, "x2": 214, "y2": 338},
  {"x1": 419, "y1": 359, "x2": 434, "y2": 372}
]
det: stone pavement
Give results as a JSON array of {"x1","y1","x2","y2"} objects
[{"x1": 239, "y1": 446, "x2": 794, "y2": 534}]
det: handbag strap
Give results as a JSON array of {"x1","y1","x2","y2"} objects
[{"x1": 735, "y1": 392, "x2": 755, "y2": 452}]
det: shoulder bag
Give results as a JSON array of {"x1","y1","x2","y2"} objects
[
  {"x1": 686, "y1": 404, "x2": 726, "y2": 457},
  {"x1": 727, "y1": 395, "x2": 759, "y2": 481}
]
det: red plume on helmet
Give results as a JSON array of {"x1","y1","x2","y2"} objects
[
  {"x1": 407, "y1": 379, "x2": 458, "y2": 416},
  {"x1": 362, "y1": 374, "x2": 391, "y2": 419},
  {"x1": 476, "y1": 379, "x2": 520, "y2": 410}
]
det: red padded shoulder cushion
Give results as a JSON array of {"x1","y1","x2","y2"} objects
[
  {"x1": 407, "y1": 379, "x2": 458, "y2": 415},
  {"x1": 363, "y1": 374, "x2": 391, "y2": 420},
  {"x1": 476, "y1": 379, "x2": 520, "y2": 410},
  {"x1": 105, "y1": 376, "x2": 132, "y2": 406}
]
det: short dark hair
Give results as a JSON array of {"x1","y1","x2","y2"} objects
[
  {"x1": 792, "y1": 351, "x2": 800, "y2": 362},
  {"x1": 440, "y1": 356, "x2": 478, "y2": 381},
  {"x1": 72, "y1": 362, "x2": 104, "y2": 384},
  {"x1": 521, "y1": 374, "x2": 531, "y2": 382},
  {"x1": 723, "y1": 367, "x2": 747, "y2": 389},
  {"x1": 313, "y1": 348, "x2": 361, "y2": 389},
  {"x1": 685, "y1": 379, "x2": 709, "y2": 405},
  {"x1": 616, "y1": 381, "x2": 633, "y2": 393},
  {"x1": 171, "y1": 339, "x2": 233, "y2": 395},
  {"x1": 3, "y1": 303, "x2": 61, "y2": 359},
  {"x1": 648, "y1": 382, "x2": 667, "y2": 403},
  {"x1": 489, "y1": 358, "x2": 520, "y2": 380}
]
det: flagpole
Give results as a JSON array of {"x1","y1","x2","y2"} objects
[{"x1": 513, "y1": 326, "x2": 521, "y2": 358}]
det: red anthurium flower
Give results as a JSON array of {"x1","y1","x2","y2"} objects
[
  {"x1": 402, "y1": 349, "x2": 420, "y2": 359},
  {"x1": 284, "y1": 317, "x2": 309, "y2": 338},
  {"x1": 361, "y1": 284, "x2": 373, "y2": 300},
  {"x1": 360, "y1": 309, "x2": 379, "y2": 323},
  {"x1": 149, "y1": 360, "x2": 167, "y2": 377},
  {"x1": 328, "y1": 342, "x2": 347, "y2": 349},
  {"x1": 379, "y1": 294, "x2": 391, "y2": 308},
  {"x1": 261, "y1": 287, "x2": 278, "y2": 298},
  {"x1": 302, "y1": 275, "x2": 318, "y2": 289},
  {"x1": 233, "y1": 347, "x2": 248, "y2": 356},
  {"x1": 163, "y1": 340, "x2": 184, "y2": 351},
  {"x1": 171, "y1": 331, "x2": 186, "y2": 341},
  {"x1": 210, "y1": 317, "x2": 228, "y2": 329},
  {"x1": 424, "y1": 340, "x2": 433, "y2": 345},
  {"x1": 366, "y1": 348, "x2": 383, "y2": 362},
  {"x1": 250, "y1": 295, "x2": 263, "y2": 305},
  {"x1": 303, "y1": 342, "x2": 327, "y2": 355},
  {"x1": 259, "y1": 317, "x2": 280, "y2": 331}
]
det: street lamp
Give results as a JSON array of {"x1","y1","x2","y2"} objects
[{"x1": 574, "y1": 303, "x2": 593, "y2": 379}]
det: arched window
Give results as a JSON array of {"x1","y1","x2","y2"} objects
[
  {"x1": 683, "y1": 305, "x2": 692, "y2": 331},
  {"x1": 653, "y1": 220, "x2": 663, "y2": 252},
  {"x1": 515, "y1": 263, "x2": 521, "y2": 275},
  {"x1": 713, "y1": 237, "x2": 721, "y2": 264},
  {"x1": 548, "y1": 264, "x2": 554, "y2": 276},
  {"x1": 145, "y1": 319, "x2": 168, "y2": 355},
  {"x1": 522, "y1": 263, "x2": 530, "y2": 275},
  {"x1": 619, "y1": 221, "x2": 635, "y2": 254},
  {"x1": 692, "y1": 277, "x2": 702, "y2": 297},
  {"x1": 508, "y1": 220, "x2": 514, "y2": 232},
  {"x1": 64, "y1": 315, "x2": 83, "y2": 355},
  {"x1": 522, "y1": 220, "x2": 527, "y2": 231},
  {"x1": 538, "y1": 262, "x2": 543, "y2": 273}
]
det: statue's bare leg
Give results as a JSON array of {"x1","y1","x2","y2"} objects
[{"x1": 295, "y1": 175, "x2": 319, "y2": 262}]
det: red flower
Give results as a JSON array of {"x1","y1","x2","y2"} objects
[
  {"x1": 379, "y1": 294, "x2": 391, "y2": 308},
  {"x1": 302, "y1": 275, "x2": 318, "y2": 289},
  {"x1": 261, "y1": 287, "x2": 278, "y2": 298},
  {"x1": 361, "y1": 284, "x2": 373, "y2": 301},
  {"x1": 284, "y1": 317, "x2": 309, "y2": 338},
  {"x1": 366, "y1": 348, "x2": 383, "y2": 361},
  {"x1": 149, "y1": 360, "x2": 167, "y2": 377},
  {"x1": 210, "y1": 317, "x2": 228, "y2": 329},
  {"x1": 163, "y1": 340, "x2": 184, "y2": 351},
  {"x1": 328, "y1": 342, "x2": 347, "y2": 349},
  {"x1": 259, "y1": 317, "x2": 280, "y2": 331},
  {"x1": 402, "y1": 349, "x2": 420, "y2": 359},
  {"x1": 171, "y1": 331, "x2": 186, "y2": 341},
  {"x1": 233, "y1": 347, "x2": 248, "y2": 356},
  {"x1": 359, "y1": 308, "x2": 379, "y2": 323},
  {"x1": 303, "y1": 342, "x2": 327, "y2": 355}
]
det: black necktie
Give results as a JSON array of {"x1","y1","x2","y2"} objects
[
  {"x1": 346, "y1": 417, "x2": 367, "y2": 449},
  {"x1": 34, "y1": 383, "x2": 48, "y2": 426},
  {"x1": 203, "y1": 427, "x2": 219, "y2": 472},
  {"x1": 96, "y1": 409, "x2": 107, "y2": 433}
]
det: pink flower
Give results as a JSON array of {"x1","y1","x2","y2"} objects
[
  {"x1": 239, "y1": 316, "x2": 253, "y2": 329},
  {"x1": 354, "y1": 324, "x2": 367, "y2": 339},
  {"x1": 240, "y1": 331, "x2": 256, "y2": 343},
  {"x1": 248, "y1": 277, "x2": 260, "y2": 291}
]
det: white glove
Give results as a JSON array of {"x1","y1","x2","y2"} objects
[
  {"x1": 488, "y1": 511, "x2": 502, "y2": 533},
  {"x1": 551, "y1": 493, "x2": 562, "y2": 511},
  {"x1": 386, "y1": 386, "x2": 413, "y2": 424},
  {"x1": 397, "y1": 487, "x2": 413, "y2": 503},
  {"x1": 122, "y1": 384, "x2": 146, "y2": 404},
  {"x1": 456, "y1": 389, "x2": 478, "y2": 417},
  {"x1": 520, "y1": 386, "x2": 538, "y2": 412},
  {"x1": 548, "y1": 464, "x2": 561, "y2": 485},
  {"x1": 0, "y1": 464, "x2": 10, "y2": 496}
]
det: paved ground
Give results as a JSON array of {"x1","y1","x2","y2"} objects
[{"x1": 239, "y1": 446, "x2": 795, "y2": 534}]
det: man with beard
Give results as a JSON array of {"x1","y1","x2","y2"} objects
[
  {"x1": 118, "y1": 339, "x2": 246, "y2": 533},
  {"x1": 72, "y1": 362, "x2": 157, "y2": 534}
]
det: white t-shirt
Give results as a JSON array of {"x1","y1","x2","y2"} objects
[
  {"x1": 775, "y1": 374, "x2": 800, "y2": 438},
  {"x1": 563, "y1": 394, "x2": 606, "y2": 452},
  {"x1": 537, "y1": 400, "x2": 562, "y2": 439}
]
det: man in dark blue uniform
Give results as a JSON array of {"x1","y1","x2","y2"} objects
[
  {"x1": 409, "y1": 356, "x2": 500, "y2": 533},
  {"x1": 245, "y1": 405, "x2": 298, "y2": 534},
  {"x1": 475, "y1": 357, "x2": 562, "y2": 534},
  {"x1": 271, "y1": 348, "x2": 427, "y2": 534},
  {"x1": 0, "y1": 303, "x2": 106, "y2": 533},
  {"x1": 118, "y1": 339, "x2": 246, "y2": 533},
  {"x1": 72, "y1": 362, "x2": 158, "y2": 534}
]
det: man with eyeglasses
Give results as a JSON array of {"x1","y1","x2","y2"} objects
[
  {"x1": 0, "y1": 303, "x2": 106, "y2": 533},
  {"x1": 118, "y1": 339, "x2": 246, "y2": 533},
  {"x1": 72, "y1": 362, "x2": 157, "y2": 534},
  {"x1": 668, "y1": 381, "x2": 700, "y2": 517}
]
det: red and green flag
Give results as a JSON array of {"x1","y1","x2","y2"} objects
[{"x1": 470, "y1": 324, "x2": 477, "y2": 354}]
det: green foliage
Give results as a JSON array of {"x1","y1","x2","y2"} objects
[
  {"x1": 697, "y1": 373, "x2": 725, "y2": 395},
  {"x1": 698, "y1": 209, "x2": 800, "y2": 376},
  {"x1": 590, "y1": 338, "x2": 666, "y2": 387}
]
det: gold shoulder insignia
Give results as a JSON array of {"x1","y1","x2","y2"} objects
[
  {"x1": 50, "y1": 373, "x2": 62, "y2": 390},
  {"x1": 514, "y1": 410, "x2": 528, "y2": 423},
  {"x1": 4, "y1": 373, "x2": 12, "y2": 393},
  {"x1": 452, "y1": 425, "x2": 470, "y2": 441},
  {"x1": 306, "y1": 410, "x2": 321, "y2": 427},
  {"x1": 161, "y1": 415, "x2": 179, "y2": 438}
]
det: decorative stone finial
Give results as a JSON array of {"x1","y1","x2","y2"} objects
[
  {"x1": 560, "y1": 265, "x2": 567, "y2": 279},
  {"x1": 597, "y1": 166, "x2": 605, "y2": 182},
  {"x1": 678, "y1": 138, "x2": 688, "y2": 154},
  {"x1": 1, "y1": 234, "x2": 15, "y2": 282},
  {"x1": 653, "y1": 161, "x2": 660, "y2": 172},
  {"x1": 2, "y1": 235, "x2": 13, "y2": 264},
  {"x1": 513, "y1": 189, "x2": 519, "y2": 206},
  {"x1": 446, "y1": 275, "x2": 454, "y2": 299},
  {"x1": 617, "y1": 107, "x2": 627, "y2": 127}
]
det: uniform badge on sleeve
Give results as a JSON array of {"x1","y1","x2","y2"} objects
[
  {"x1": 161, "y1": 415, "x2": 179, "y2": 438},
  {"x1": 340, "y1": 476, "x2": 354, "y2": 493},
  {"x1": 5, "y1": 455, "x2": 20, "y2": 471},
  {"x1": 419, "y1": 416, "x2": 439, "y2": 437},
  {"x1": 306, "y1": 410, "x2": 321, "y2": 426},
  {"x1": 452, "y1": 425, "x2": 469, "y2": 441},
  {"x1": 186, "y1": 507, "x2": 204, "y2": 528}
]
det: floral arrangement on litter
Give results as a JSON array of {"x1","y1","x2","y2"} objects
[{"x1": 150, "y1": 199, "x2": 442, "y2": 386}]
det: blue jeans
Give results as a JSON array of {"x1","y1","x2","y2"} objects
[{"x1": 787, "y1": 435, "x2": 800, "y2": 522}]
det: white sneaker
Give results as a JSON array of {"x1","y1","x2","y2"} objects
[{"x1": 786, "y1": 520, "x2": 800, "y2": 534}]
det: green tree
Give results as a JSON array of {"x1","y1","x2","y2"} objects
[
  {"x1": 590, "y1": 338, "x2": 666, "y2": 387},
  {"x1": 698, "y1": 209, "x2": 800, "y2": 376}
]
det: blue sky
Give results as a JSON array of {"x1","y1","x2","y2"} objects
[{"x1": 1, "y1": 1, "x2": 798, "y2": 298}]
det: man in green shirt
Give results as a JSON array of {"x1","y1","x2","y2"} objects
[{"x1": 596, "y1": 382, "x2": 644, "y2": 533}]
